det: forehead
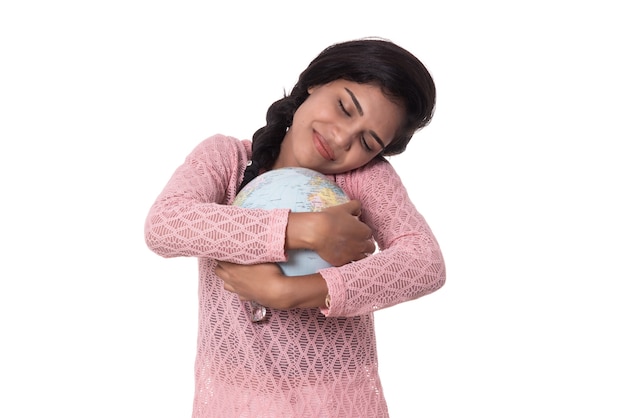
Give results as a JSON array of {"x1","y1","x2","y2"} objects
[{"x1": 332, "y1": 80, "x2": 404, "y2": 111}]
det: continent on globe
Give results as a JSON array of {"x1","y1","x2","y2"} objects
[{"x1": 233, "y1": 167, "x2": 350, "y2": 276}]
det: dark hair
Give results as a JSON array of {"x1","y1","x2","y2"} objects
[{"x1": 240, "y1": 38, "x2": 436, "y2": 190}]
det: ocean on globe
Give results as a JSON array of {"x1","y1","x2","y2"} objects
[{"x1": 233, "y1": 167, "x2": 349, "y2": 276}]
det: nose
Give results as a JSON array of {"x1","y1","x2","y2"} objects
[{"x1": 332, "y1": 121, "x2": 356, "y2": 150}]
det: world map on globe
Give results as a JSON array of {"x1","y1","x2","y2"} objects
[{"x1": 233, "y1": 166, "x2": 349, "y2": 276}]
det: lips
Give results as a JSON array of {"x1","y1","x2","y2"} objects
[{"x1": 313, "y1": 131, "x2": 335, "y2": 161}]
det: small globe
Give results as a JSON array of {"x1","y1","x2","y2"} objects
[{"x1": 233, "y1": 167, "x2": 349, "y2": 276}]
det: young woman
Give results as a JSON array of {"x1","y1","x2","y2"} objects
[{"x1": 145, "y1": 38, "x2": 446, "y2": 418}]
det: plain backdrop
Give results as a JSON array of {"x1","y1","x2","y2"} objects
[{"x1": 1, "y1": 1, "x2": 624, "y2": 417}]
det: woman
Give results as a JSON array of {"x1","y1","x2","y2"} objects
[{"x1": 145, "y1": 38, "x2": 446, "y2": 418}]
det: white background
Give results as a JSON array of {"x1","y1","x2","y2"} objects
[{"x1": 1, "y1": 1, "x2": 624, "y2": 417}]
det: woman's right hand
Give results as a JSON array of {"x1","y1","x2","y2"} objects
[{"x1": 286, "y1": 200, "x2": 375, "y2": 267}]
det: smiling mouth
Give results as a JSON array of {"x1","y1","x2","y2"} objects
[{"x1": 313, "y1": 131, "x2": 335, "y2": 161}]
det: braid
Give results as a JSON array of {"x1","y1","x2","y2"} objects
[{"x1": 238, "y1": 88, "x2": 306, "y2": 192}]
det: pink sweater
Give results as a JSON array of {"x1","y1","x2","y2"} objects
[{"x1": 145, "y1": 134, "x2": 446, "y2": 417}]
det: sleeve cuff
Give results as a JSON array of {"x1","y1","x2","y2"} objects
[
  {"x1": 319, "y1": 267, "x2": 345, "y2": 317},
  {"x1": 269, "y1": 208, "x2": 291, "y2": 262}
]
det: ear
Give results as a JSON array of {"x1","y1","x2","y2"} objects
[{"x1": 307, "y1": 85, "x2": 319, "y2": 95}]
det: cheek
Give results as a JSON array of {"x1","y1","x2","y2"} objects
[{"x1": 347, "y1": 153, "x2": 376, "y2": 171}]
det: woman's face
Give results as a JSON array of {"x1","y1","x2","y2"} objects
[{"x1": 273, "y1": 80, "x2": 405, "y2": 174}]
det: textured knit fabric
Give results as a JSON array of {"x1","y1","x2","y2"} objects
[{"x1": 144, "y1": 134, "x2": 446, "y2": 418}]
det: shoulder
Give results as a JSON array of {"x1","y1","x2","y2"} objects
[
  {"x1": 335, "y1": 157, "x2": 402, "y2": 196},
  {"x1": 192, "y1": 134, "x2": 252, "y2": 160},
  {"x1": 186, "y1": 134, "x2": 252, "y2": 172},
  {"x1": 182, "y1": 134, "x2": 252, "y2": 189}
]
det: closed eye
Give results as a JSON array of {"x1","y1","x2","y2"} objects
[
  {"x1": 361, "y1": 136, "x2": 373, "y2": 152},
  {"x1": 339, "y1": 100, "x2": 375, "y2": 152},
  {"x1": 338, "y1": 100, "x2": 351, "y2": 117}
]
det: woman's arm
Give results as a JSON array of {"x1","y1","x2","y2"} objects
[
  {"x1": 216, "y1": 261, "x2": 328, "y2": 310},
  {"x1": 145, "y1": 135, "x2": 376, "y2": 266},
  {"x1": 321, "y1": 160, "x2": 446, "y2": 317},
  {"x1": 144, "y1": 135, "x2": 289, "y2": 264}
]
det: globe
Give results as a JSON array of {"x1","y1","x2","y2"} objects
[{"x1": 233, "y1": 166, "x2": 350, "y2": 276}]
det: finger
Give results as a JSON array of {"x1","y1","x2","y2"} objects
[
  {"x1": 334, "y1": 199, "x2": 361, "y2": 216},
  {"x1": 365, "y1": 240, "x2": 376, "y2": 254},
  {"x1": 347, "y1": 199, "x2": 362, "y2": 217},
  {"x1": 355, "y1": 251, "x2": 372, "y2": 261}
]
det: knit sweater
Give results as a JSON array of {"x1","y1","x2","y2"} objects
[{"x1": 144, "y1": 134, "x2": 446, "y2": 417}]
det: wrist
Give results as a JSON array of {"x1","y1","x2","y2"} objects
[
  {"x1": 286, "y1": 212, "x2": 318, "y2": 251},
  {"x1": 281, "y1": 273, "x2": 328, "y2": 310}
]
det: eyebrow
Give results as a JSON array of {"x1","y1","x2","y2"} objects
[
  {"x1": 345, "y1": 87, "x2": 386, "y2": 151},
  {"x1": 344, "y1": 88, "x2": 363, "y2": 116}
]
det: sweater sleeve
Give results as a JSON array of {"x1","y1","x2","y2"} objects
[
  {"x1": 144, "y1": 135, "x2": 289, "y2": 264},
  {"x1": 320, "y1": 159, "x2": 446, "y2": 317}
]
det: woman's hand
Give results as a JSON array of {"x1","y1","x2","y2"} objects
[
  {"x1": 216, "y1": 261, "x2": 285, "y2": 306},
  {"x1": 287, "y1": 200, "x2": 375, "y2": 267},
  {"x1": 215, "y1": 261, "x2": 328, "y2": 310}
]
